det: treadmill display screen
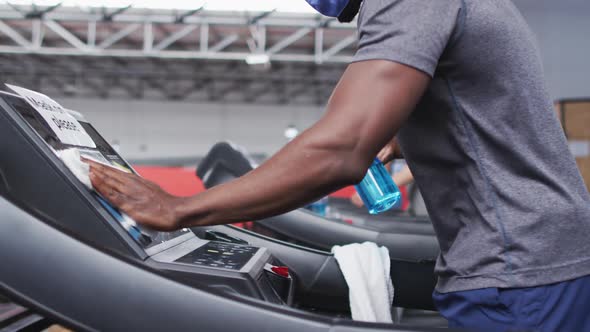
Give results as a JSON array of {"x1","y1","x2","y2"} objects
[{"x1": 6, "y1": 94, "x2": 190, "y2": 249}]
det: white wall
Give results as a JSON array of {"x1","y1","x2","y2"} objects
[
  {"x1": 516, "y1": 1, "x2": 590, "y2": 99},
  {"x1": 59, "y1": 97, "x2": 324, "y2": 160}
]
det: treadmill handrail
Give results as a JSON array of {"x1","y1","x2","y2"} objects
[{"x1": 258, "y1": 209, "x2": 439, "y2": 262}]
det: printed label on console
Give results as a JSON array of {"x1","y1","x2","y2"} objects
[{"x1": 6, "y1": 84, "x2": 96, "y2": 148}]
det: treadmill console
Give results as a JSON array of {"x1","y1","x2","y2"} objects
[
  {"x1": 5, "y1": 92, "x2": 192, "y2": 249},
  {"x1": 0, "y1": 88, "x2": 292, "y2": 306}
]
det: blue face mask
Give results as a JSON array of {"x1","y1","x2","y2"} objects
[{"x1": 304, "y1": 0, "x2": 362, "y2": 22}]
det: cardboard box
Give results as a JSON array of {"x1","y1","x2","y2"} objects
[
  {"x1": 557, "y1": 100, "x2": 590, "y2": 140},
  {"x1": 576, "y1": 157, "x2": 590, "y2": 193},
  {"x1": 555, "y1": 99, "x2": 590, "y2": 192}
]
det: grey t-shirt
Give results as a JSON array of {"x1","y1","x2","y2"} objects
[{"x1": 353, "y1": 0, "x2": 590, "y2": 293}]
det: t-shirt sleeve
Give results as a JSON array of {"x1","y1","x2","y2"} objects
[{"x1": 352, "y1": 0, "x2": 464, "y2": 77}]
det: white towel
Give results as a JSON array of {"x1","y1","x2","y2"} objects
[
  {"x1": 55, "y1": 148, "x2": 92, "y2": 189},
  {"x1": 332, "y1": 241, "x2": 394, "y2": 323},
  {"x1": 55, "y1": 148, "x2": 140, "y2": 233}
]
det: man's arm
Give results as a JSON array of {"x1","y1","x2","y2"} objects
[{"x1": 88, "y1": 60, "x2": 430, "y2": 231}]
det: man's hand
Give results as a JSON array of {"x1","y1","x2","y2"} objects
[
  {"x1": 85, "y1": 159, "x2": 183, "y2": 231},
  {"x1": 377, "y1": 138, "x2": 402, "y2": 164}
]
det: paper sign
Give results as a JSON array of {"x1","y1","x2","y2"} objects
[{"x1": 6, "y1": 84, "x2": 96, "y2": 148}]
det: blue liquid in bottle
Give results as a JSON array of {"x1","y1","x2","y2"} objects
[{"x1": 354, "y1": 158, "x2": 402, "y2": 215}]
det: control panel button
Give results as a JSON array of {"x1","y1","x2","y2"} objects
[
  {"x1": 175, "y1": 241, "x2": 259, "y2": 271},
  {"x1": 264, "y1": 263, "x2": 290, "y2": 278},
  {"x1": 271, "y1": 266, "x2": 290, "y2": 278}
]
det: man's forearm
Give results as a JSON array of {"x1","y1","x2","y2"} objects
[
  {"x1": 173, "y1": 61, "x2": 429, "y2": 228},
  {"x1": 174, "y1": 124, "x2": 370, "y2": 228}
]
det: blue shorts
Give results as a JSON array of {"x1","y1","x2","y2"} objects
[{"x1": 433, "y1": 275, "x2": 590, "y2": 331}]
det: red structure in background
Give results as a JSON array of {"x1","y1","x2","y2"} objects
[
  {"x1": 134, "y1": 166, "x2": 205, "y2": 197},
  {"x1": 134, "y1": 165, "x2": 409, "y2": 210}
]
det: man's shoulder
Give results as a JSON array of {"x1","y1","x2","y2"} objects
[{"x1": 359, "y1": 0, "x2": 463, "y2": 18}]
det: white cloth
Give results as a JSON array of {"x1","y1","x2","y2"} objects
[
  {"x1": 55, "y1": 148, "x2": 92, "y2": 189},
  {"x1": 55, "y1": 148, "x2": 139, "y2": 233},
  {"x1": 331, "y1": 241, "x2": 394, "y2": 323}
]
